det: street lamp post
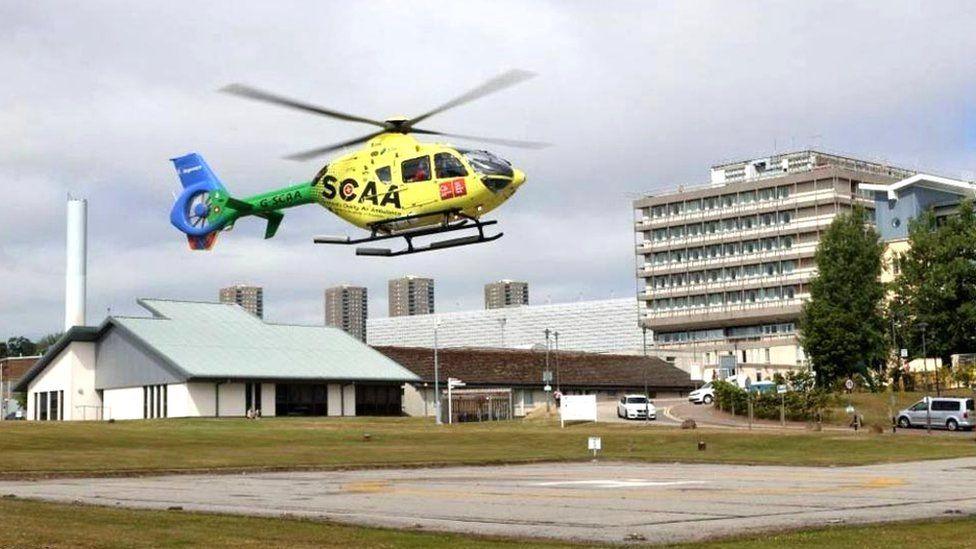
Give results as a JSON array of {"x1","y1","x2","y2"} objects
[
  {"x1": 553, "y1": 331, "x2": 560, "y2": 392},
  {"x1": 642, "y1": 326, "x2": 649, "y2": 423},
  {"x1": 544, "y1": 328, "x2": 552, "y2": 412},
  {"x1": 434, "y1": 319, "x2": 442, "y2": 425},
  {"x1": 918, "y1": 321, "x2": 931, "y2": 433}
]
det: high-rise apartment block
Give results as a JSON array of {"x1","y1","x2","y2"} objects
[
  {"x1": 219, "y1": 284, "x2": 264, "y2": 318},
  {"x1": 634, "y1": 151, "x2": 915, "y2": 381},
  {"x1": 484, "y1": 280, "x2": 529, "y2": 309},
  {"x1": 388, "y1": 276, "x2": 435, "y2": 317},
  {"x1": 325, "y1": 285, "x2": 368, "y2": 342}
]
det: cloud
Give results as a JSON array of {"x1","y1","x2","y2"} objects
[{"x1": 2, "y1": 0, "x2": 975, "y2": 337}]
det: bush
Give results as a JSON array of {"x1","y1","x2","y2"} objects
[{"x1": 712, "y1": 378, "x2": 831, "y2": 422}]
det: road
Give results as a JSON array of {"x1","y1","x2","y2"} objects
[
  {"x1": 597, "y1": 397, "x2": 684, "y2": 425},
  {"x1": 4, "y1": 458, "x2": 976, "y2": 544}
]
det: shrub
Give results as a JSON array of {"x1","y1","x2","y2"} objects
[{"x1": 712, "y1": 378, "x2": 831, "y2": 422}]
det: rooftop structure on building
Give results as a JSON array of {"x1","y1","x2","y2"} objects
[{"x1": 633, "y1": 150, "x2": 921, "y2": 383}]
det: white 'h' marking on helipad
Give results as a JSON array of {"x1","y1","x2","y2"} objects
[{"x1": 533, "y1": 480, "x2": 706, "y2": 489}]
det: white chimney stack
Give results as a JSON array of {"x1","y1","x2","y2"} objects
[{"x1": 65, "y1": 197, "x2": 87, "y2": 330}]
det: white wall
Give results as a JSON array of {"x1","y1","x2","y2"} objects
[
  {"x1": 260, "y1": 383, "x2": 276, "y2": 417},
  {"x1": 403, "y1": 384, "x2": 431, "y2": 417},
  {"x1": 103, "y1": 386, "x2": 144, "y2": 420},
  {"x1": 27, "y1": 341, "x2": 98, "y2": 421},
  {"x1": 327, "y1": 384, "x2": 342, "y2": 416},
  {"x1": 186, "y1": 382, "x2": 216, "y2": 416},
  {"x1": 217, "y1": 382, "x2": 246, "y2": 417},
  {"x1": 342, "y1": 384, "x2": 356, "y2": 416}
]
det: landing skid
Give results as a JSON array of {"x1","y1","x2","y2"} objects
[{"x1": 313, "y1": 209, "x2": 503, "y2": 257}]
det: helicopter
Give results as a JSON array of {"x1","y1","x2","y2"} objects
[{"x1": 169, "y1": 70, "x2": 546, "y2": 256}]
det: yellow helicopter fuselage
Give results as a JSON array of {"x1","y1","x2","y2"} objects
[{"x1": 310, "y1": 133, "x2": 526, "y2": 230}]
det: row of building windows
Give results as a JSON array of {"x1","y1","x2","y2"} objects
[
  {"x1": 650, "y1": 260, "x2": 798, "y2": 289},
  {"x1": 649, "y1": 285, "x2": 798, "y2": 311},
  {"x1": 33, "y1": 390, "x2": 63, "y2": 421},
  {"x1": 655, "y1": 322, "x2": 796, "y2": 344},
  {"x1": 648, "y1": 235, "x2": 797, "y2": 266},
  {"x1": 648, "y1": 186, "x2": 793, "y2": 218},
  {"x1": 143, "y1": 385, "x2": 167, "y2": 419},
  {"x1": 648, "y1": 211, "x2": 795, "y2": 242}
]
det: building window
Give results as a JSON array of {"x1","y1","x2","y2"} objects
[
  {"x1": 39, "y1": 392, "x2": 48, "y2": 421},
  {"x1": 245, "y1": 382, "x2": 264, "y2": 416},
  {"x1": 143, "y1": 385, "x2": 168, "y2": 419}
]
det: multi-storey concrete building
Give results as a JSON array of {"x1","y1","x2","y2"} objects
[
  {"x1": 634, "y1": 151, "x2": 915, "y2": 382},
  {"x1": 484, "y1": 280, "x2": 529, "y2": 309},
  {"x1": 219, "y1": 284, "x2": 264, "y2": 318},
  {"x1": 388, "y1": 276, "x2": 434, "y2": 317},
  {"x1": 325, "y1": 285, "x2": 368, "y2": 342}
]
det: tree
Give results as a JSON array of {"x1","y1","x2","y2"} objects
[
  {"x1": 5, "y1": 336, "x2": 36, "y2": 357},
  {"x1": 800, "y1": 206, "x2": 887, "y2": 385},
  {"x1": 890, "y1": 200, "x2": 976, "y2": 366},
  {"x1": 35, "y1": 332, "x2": 63, "y2": 355}
]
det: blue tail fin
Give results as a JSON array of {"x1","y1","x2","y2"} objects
[{"x1": 171, "y1": 153, "x2": 227, "y2": 191}]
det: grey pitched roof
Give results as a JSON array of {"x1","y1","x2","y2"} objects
[{"x1": 15, "y1": 299, "x2": 418, "y2": 391}]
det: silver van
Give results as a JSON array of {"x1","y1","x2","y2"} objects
[{"x1": 896, "y1": 397, "x2": 974, "y2": 431}]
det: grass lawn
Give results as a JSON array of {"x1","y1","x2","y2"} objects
[
  {"x1": 2, "y1": 416, "x2": 976, "y2": 478},
  {"x1": 2, "y1": 497, "x2": 975, "y2": 548}
]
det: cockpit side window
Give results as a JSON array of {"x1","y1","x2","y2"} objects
[
  {"x1": 434, "y1": 152, "x2": 468, "y2": 178},
  {"x1": 376, "y1": 166, "x2": 391, "y2": 183},
  {"x1": 401, "y1": 156, "x2": 430, "y2": 183}
]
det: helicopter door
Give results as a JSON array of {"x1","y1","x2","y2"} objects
[{"x1": 434, "y1": 152, "x2": 469, "y2": 200}]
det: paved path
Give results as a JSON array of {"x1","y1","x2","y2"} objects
[
  {"x1": 597, "y1": 397, "x2": 684, "y2": 426},
  {"x1": 4, "y1": 458, "x2": 976, "y2": 544}
]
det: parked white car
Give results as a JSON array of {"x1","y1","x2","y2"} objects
[
  {"x1": 688, "y1": 382, "x2": 715, "y2": 405},
  {"x1": 617, "y1": 395, "x2": 656, "y2": 420}
]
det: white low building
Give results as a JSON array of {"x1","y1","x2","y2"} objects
[
  {"x1": 368, "y1": 297, "x2": 648, "y2": 354},
  {"x1": 16, "y1": 299, "x2": 419, "y2": 421}
]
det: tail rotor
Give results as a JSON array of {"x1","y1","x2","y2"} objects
[{"x1": 169, "y1": 153, "x2": 233, "y2": 250}]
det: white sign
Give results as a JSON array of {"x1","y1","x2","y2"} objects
[
  {"x1": 544, "y1": 384, "x2": 552, "y2": 392},
  {"x1": 845, "y1": 405, "x2": 855, "y2": 414},
  {"x1": 777, "y1": 385, "x2": 787, "y2": 394},
  {"x1": 560, "y1": 394, "x2": 598, "y2": 427},
  {"x1": 844, "y1": 379, "x2": 854, "y2": 391},
  {"x1": 900, "y1": 348, "x2": 908, "y2": 358}
]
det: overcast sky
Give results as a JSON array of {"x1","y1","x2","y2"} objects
[{"x1": 2, "y1": 1, "x2": 975, "y2": 339}]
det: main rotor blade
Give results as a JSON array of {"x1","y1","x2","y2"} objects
[
  {"x1": 411, "y1": 128, "x2": 550, "y2": 149},
  {"x1": 407, "y1": 69, "x2": 536, "y2": 127},
  {"x1": 283, "y1": 131, "x2": 386, "y2": 161},
  {"x1": 221, "y1": 84, "x2": 391, "y2": 129}
]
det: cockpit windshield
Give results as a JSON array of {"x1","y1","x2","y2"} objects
[{"x1": 458, "y1": 149, "x2": 514, "y2": 177}]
